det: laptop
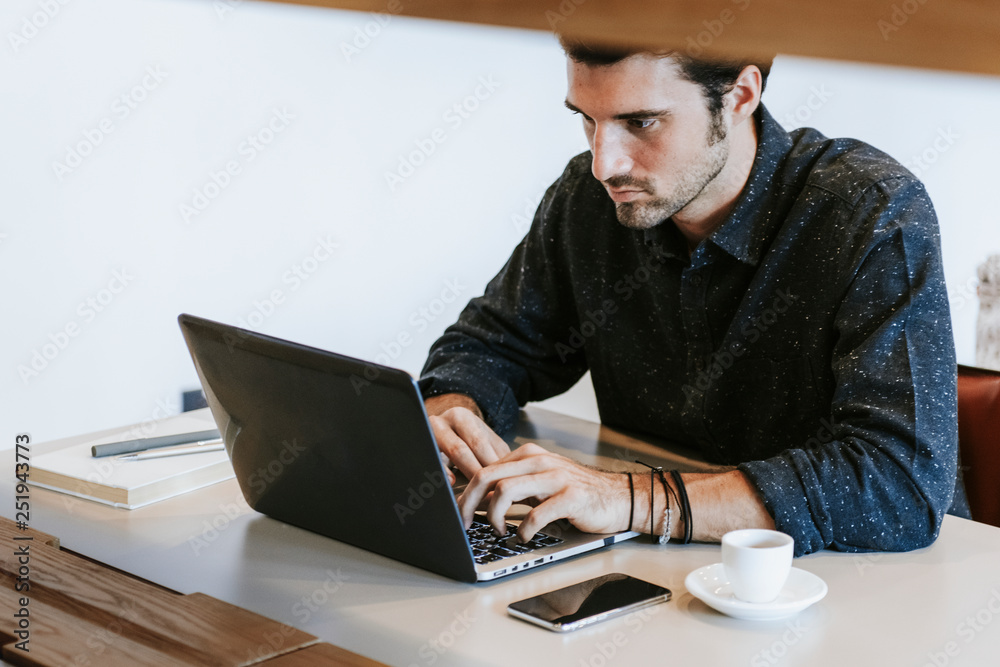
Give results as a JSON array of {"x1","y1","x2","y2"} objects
[{"x1": 178, "y1": 314, "x2": 639, "y2": 582}]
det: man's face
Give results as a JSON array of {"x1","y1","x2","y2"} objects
[{"x1": 566, "y1": 54, "x2": 730, "y2": 230}]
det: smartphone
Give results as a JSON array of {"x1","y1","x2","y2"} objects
[{"x1": 507, "y1": 573, "x2": 671, "y2": 632}]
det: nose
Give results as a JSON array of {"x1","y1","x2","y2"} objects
[{"x1": 590, "y1": 125, "x2": 632, "y2": 183}]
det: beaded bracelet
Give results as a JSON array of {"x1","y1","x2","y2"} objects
[{"x1": 655, "y1": 468, "x2": 671, "y2": 544}]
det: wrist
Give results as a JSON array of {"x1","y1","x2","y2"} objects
[
  {"x1": 424, "y1": 393, "x2": 483, "y2": 420},
  {"x1": 630, "y1": 468, "x2": 688, "y2": 542}
]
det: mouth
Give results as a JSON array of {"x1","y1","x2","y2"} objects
[{"x1": 606, "y1": 187, "x2": 648, "y2": 203}]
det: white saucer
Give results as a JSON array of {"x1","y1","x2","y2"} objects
[{"x1": 685, "y1": 563, "x2": 828, "y2": 621}]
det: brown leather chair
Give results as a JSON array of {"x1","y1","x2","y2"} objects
[{"x1": 957, "y1": 364, "x2": 1000, "y2": 527}]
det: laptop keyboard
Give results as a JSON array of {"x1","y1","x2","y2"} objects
[{"x1": 467, "y1": 516, "x2": 564, "y2": 565}]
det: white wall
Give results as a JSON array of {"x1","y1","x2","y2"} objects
[{"x1": 4, "y1": 0, "x2": 999, "y2": 443}]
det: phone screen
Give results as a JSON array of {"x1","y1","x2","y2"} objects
[{"x1": 507, "y1": 573, "x2": 671, "y2": 632}]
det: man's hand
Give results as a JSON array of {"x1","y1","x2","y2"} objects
[
  {"x1": 423, "y1": 394, "x2": 776, "y2": 544},
  {"x1": 425, "y1": 393, "x2": 510, "y2": 484},
  {"x1": 456, "y1": 443, "x2": 631, "y2": 541}
]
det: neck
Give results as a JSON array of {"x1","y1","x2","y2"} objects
[{"x1": 673, "y1": 115, "x2": 759, "y2": 250}]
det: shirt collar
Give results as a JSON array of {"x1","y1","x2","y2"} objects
[{"x1": 643, "y1": 104, "x2": 794, "y2": 266}]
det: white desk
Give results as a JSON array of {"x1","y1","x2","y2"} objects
[{"x1": 4, "y1": 407, "x2": 1000, "y2": 666}]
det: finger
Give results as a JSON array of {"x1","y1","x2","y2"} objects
[
  {"x1": 448, "y1": 409, "x2": 510, "y2": 466},
  {"x1": 504, "y1": 442, "x2": 550, "y2": 460},
  {"x1": 517, "y1": 492, "x2": 573, "y2": 541},
  {"x1": 438, "y1": 452, "x2": 457, "y2": 486},
  {"x1": 430, "y1": 416, "x2": 487, "y2": 480},
  {"x1": 457, "y1": 456, "x2": 553, "y2": 529},
  {"x1": 485, "y1": 471, "x2": 561, "y2": 536},
  {"x1": 429, "y1": 410, "x2": 506, "y2": 480}
]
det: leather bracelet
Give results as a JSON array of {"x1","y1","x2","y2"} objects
[
  {"x1": 648, "y1": 468, "x2": 655, "y2": 543},
  {"x1": 670, "y1": 470, "x2": 693, "y2": 544},
  {"x1": 626, "y1": 473, "x2": 635, "y2": 532},
  {"x1": 636, "y1": 460, "x2": 665, "y2": 544}
]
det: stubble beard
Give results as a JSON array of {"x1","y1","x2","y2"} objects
[{"x1": 612, "y1": 120, "x2": 730, "y2": 231}]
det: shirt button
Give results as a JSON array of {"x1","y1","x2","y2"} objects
[{"x1": 690, "y1": 275, "x2": 703, "y2": 286}]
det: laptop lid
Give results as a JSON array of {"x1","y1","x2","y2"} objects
[{"x1": 179, "y1": 313, "x2": 482, "y2": 582}]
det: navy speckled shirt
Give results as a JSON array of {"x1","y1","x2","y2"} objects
[{"x1": 419, "y1": 104, "x2": 962, "y2": 556}]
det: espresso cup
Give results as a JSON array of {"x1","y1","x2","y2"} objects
[{"x1": 721, "y1": 529, "x2": 794, "y2": 603}]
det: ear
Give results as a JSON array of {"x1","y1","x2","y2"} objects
[{"x1": 726, "y1": 65, "x2": 762, "y2": 127}]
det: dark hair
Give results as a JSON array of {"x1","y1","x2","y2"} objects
[{"x1": 558, "y1": 37, "x2": 773, "y2": 123}]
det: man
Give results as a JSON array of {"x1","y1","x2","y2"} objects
[{"x1": 417, "y1": 40, "x2": 962, "y2": 556}]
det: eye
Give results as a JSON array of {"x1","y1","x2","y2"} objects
[{"x1": 628, "y1": 119, "x2": 656, "y2": 130}]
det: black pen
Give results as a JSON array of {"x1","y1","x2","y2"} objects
[{"x1": 91, "y1": 429, "x2": 221, "y2": 458}]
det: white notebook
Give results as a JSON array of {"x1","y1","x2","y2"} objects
[{"x1": 30, "y1": 416, "x2": 234, "y2": 510}]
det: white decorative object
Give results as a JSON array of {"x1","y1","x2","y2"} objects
[{"x1": 977, "y1": 254, "x2": 1000, "y2": 372}]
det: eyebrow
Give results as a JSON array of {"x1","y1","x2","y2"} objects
[{"x1": 564, "y1": 100, "x2": 672, "y2": 121}]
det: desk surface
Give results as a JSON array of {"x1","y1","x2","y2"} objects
[{"x1": 5, "y1": 407, "x2": 1000, "y2": 666}]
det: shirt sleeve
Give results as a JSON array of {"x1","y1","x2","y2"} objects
[
  {"x1": 738, "y1": 177, "x2": 959, "y2": 556},
  {"x1": 418, "y1": 165, "x2": 590, "y2": 435}
]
